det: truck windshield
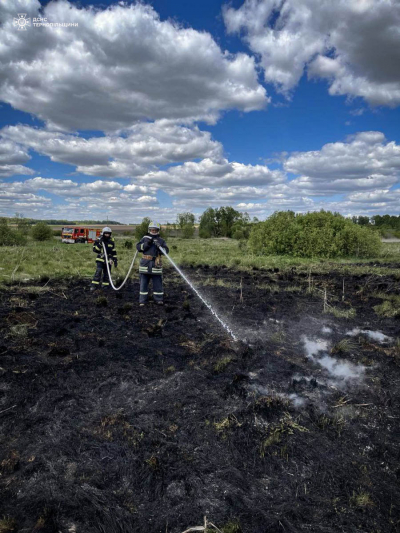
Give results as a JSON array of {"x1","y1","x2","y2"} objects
[{"x1": 63, "y1": 228, "x2": 74, "y2": 234}]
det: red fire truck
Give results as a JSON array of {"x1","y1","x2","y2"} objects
[{"x1": 61, "y1": 227, "x2": 102, "y2": 244}]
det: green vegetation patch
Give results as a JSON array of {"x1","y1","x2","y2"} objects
[{"x1": 249, "y1": 211, "x2": 382, "y2": 259}]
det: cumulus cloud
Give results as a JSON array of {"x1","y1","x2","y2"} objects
[
  {"x1": 348, "y1": 188, "x2": 400, "y2": 205},
  {"x1": 223, "y1": 0, "x2": 400, "y2": 106},
  {"x1": 0, "y1": 0, "x2": 268, "y2": 131},
  {"x1": 1, "y1": 129, "x2": 399, "y2": 220},
  {"x1": 139, "y1": 157, "x2": 285, "y2": 190},
  {"x1": 286, "y1": 131, "x2": 400, "y2": 194},
  {"x1": 1, "y1": 122, "x2": 223, "y2": 178},
  {"x1": 0, "y1": 139, "x2": 34, "y2": 177}
]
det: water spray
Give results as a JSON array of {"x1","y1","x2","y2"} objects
[{"x1": 158, "y1": 246, "x2": 238, "y2": 342}]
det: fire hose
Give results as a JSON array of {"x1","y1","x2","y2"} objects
[{"x1": 101, "y1": 242, "x2": 138, "y2": 291}]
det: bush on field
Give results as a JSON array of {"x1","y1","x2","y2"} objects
[
  {"x1": 0, "y1": 219, "x2": 27, "y2": 246},
  {"x1": 181, "y1": 224, "x2": 195, "y2": 239},
  {"x1": 53, "y1": 230, "x2": 62, "y2": 237},
  {"x1": 177, "y1": 212, "x2": 195, "y2": 239},
  {"x1": 249, "y1": 211, "x2": 382, "y2": 258},
  {"x1": 31, "y1": 222, "x2": 54, "y2": 241}
]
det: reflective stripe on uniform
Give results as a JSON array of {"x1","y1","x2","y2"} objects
[
  {"x1": 103, "y1": 282, "x2": 110, "y2": 286},
  {"x1": 94, "y1": 246, "x2": 101, "y2": 252},
  {"x1": 153, "y1": 292, "x2": 163, "y2": 295},
  {"x1": 140, "y1": 292, "x2": 149, "y2": 295},
  {"x1": 91, "y1": 280, "x2": 100, "y2": 284},
  {"x1": 96, "y1": 257, "x2": 104, "y2": 262}
]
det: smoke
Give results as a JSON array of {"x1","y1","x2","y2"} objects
[
  {"x1": 317, "y1": 355, "x2": 364, "y2": 380},
  {"x1": 346, "y1": 328, "x2": 392, "y2": 343},
  {"x1": 302, "y1": 335, "x2": 365, "y2": 383}
]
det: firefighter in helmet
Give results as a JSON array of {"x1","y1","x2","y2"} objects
[
  {"x1": 90, "y1": 227, "x2": 118, "y2": 290},
  {"x1": 136, "y1": 221, "x2": 169, "y2": 305}
]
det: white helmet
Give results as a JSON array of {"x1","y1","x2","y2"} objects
[
  {"x1": 148, "y1": 221, "x2": 161, "y2": 233},
  {"x1": 101, "y1": 226, "x2": 112, "y2": 235}
]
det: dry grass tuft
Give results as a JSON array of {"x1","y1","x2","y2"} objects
[{"x1": 0, "y1": 517, "x2": 16, "y2": 533}]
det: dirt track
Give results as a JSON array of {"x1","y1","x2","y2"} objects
[{"x1": 0, "y1": 266, "x2": 399, "y2": 532}]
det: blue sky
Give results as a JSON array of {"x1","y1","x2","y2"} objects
[{"x1": 0, "y1": 0, "x2": 399, "y2": 222}]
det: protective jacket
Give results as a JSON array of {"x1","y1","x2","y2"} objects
[
  {"x1": 136, "y1": 235, "x2": 169, "y2": 275},
  {"x1": 93, "y1": 236, "x2": 118, "y2": 264}
]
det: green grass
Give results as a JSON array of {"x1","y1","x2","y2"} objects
[
  {"x1": 214, "y1": 355, "x2": 234, "y2": 373},
  {"x1": 0, "y1": 237, "x2": 399, "y2": 287},
  {"x1": 371, "y1": 293, "x2": 400, "y2": 317},
  {"x1": 326, "y1": 306, "x2": 357, "y2": 319}
]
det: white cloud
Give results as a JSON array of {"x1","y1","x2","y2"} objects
[
  {"x1": 1, "y1": 122, "x2": 223, "y2": 178},
  {"x1": 28, "y1": 177, "x2": 78, "y2": 190},
  {"x1": 0, "y1": 0, "x2": 268, "y2": 131},
  {"x1": 0, "y1": 139, "x2": 34, "y2": 177},
  {"x1": 348, "y1": 188, "x2": 400, "y2": 204},
  {"x1": 285, "y1": 131, "x2": 400, "y2": 194},
  {"x1": 1, "y1": 130, "x2": 399, "y2": 220},
  {"x1": 223, "y1": 0, "x2": 400, "y2": 106},
  {"x1": 140, "y1": 157, "x2": 285, "y2": 190}
]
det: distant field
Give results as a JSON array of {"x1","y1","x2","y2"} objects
[
  {"x1": 0, "y1": 237, "x2": 399, "y2": 286},
  {"x1": 50, "y1": 224, "x2": 137, "y2": 233}
]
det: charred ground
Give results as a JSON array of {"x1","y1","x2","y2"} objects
[{"x1": 0, "y1": 265, "x2": 399, "y2": 533}]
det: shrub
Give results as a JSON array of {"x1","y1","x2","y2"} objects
[
  {"x1": 31, "y1": 222, "x2": 54, "y2": 241},
  {"x1": 0, "y1": 219, "x2": 27, "y2": 246},
  {"x1": 232, "y1": 229, "x2": 245, "y2": 240},
  {"x1": 177, "y1": 212, "x2": 195, "y2": 238},
  {"x1": 53, "y1": 230, "x2": 62, "y2": 237},
  {"x1": 182, "y1": 224, "x2": 195, "y2": 239},
  {"x1": 249, "y1": 210, "x2": 382, "y2": 258},
  {"x1": 199, "y1": 226, "x2": 212, "y2": 239}
]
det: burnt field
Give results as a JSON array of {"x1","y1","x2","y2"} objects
[{"x1": 0, "y1": 266, "x2": 399, "y2": 533}]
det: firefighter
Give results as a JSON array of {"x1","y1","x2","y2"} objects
[
  {"x1": 90, "y1": 227, "x2": 118, "y2": 290},
  {"x1": 136, "y1": 221, "x2": 169, "y2": 305}
]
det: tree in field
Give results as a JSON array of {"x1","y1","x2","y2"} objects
[
  {"x1": 134, "y1": 218, "x2": 151, "y2": 241},
  {"x1": 372, "y1": 215, "x2": 400, "y2": 230},
  {"x1": 352, "y1": 215, "x2": 370, "y2": 226},
  {"x1": 31, "y1": 222, "x2": 54, "y2": 241},
  {"x1": 0, "y1": 218, "x2": 27, "y2": 246},
  {"x1": 176, "y1": 212, "x2": 195, "y2": 238},
  {"x1": 14, "y1": 213, "x2": 30, "y2": 235},
  {"x1": 249, "y1": 210, "x2": 382, "y2": 258},
  {"x1": 199, "y1": 208, "x2": 216, "y2": 238},
  {"x1": 199, "y1": 206, "x2": 249, "y2": 238}
]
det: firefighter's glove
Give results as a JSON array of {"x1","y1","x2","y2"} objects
[
  {"x1": 153, "y1": 239, "x2": 161, "y2": 247},
  {"x1": 143, "y1": 240, "x2": 152, "y2": 252}
]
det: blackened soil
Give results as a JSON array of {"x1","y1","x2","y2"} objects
[{"x1": 0, "y1": 266, "x2": 399, "y2": 533}]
